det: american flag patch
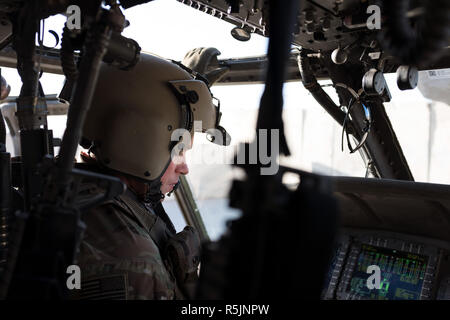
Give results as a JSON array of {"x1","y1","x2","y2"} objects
[{"x1": 77, "y1": 274, "x2": 128, "y2": 300}]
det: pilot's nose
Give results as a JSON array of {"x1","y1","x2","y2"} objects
[{"x1": 175, "y1": 154, "x2": 189, "y2": 175}]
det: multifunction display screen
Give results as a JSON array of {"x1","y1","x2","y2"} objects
[{"x1": 348, "y1": 244, "x2": 428, "y2": 300}]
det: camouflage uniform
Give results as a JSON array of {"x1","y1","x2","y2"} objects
[{"x1": 74, "y1": 182, "x2": 184, "y2": 300}]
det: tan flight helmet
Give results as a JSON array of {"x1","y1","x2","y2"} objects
[{"x1": 82, "y1": 53, "x2": 230, "y2": 183}]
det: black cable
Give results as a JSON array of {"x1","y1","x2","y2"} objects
[
  {"x1": 341, "y1": 97, "x2": 356, "y2": 152},
  {"x1": 297, "y1": 50, "x2": 347, "y2": 126},
  {"x1": 342, "y1": 99, "x2": 372, "y2": 154}
]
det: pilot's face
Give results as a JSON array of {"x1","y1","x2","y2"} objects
[{"x1": 160, "y1": 151, "x2": 189, "y2": 195}]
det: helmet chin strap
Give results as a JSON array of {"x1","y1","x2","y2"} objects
[
  {"x1": 143, "y1": 178, "x2": 165, "y2": 205},
  {"x1": 142, "y1": 178, "x2": 177, "y2": 236},
  {"x1": 121, "y1": 172, "x2": 180, "y2": 206},
  {"x1": 144, "y1": 180, "x2": 180, "y2": 207}
]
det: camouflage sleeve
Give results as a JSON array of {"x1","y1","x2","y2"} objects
[{"x1": 75, "y1": 201, "x2": 178, "y2": 300}]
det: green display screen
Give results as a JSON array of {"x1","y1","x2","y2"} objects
[{"x1": 348, "y1": 244, "x2": 428, "y2": 300}]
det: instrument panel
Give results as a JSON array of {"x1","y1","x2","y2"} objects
[
  {"x1": 322, "y1": 229, "x2": 450, "y2": 300},
  {"x1": 177, "y1": 0, "x2": 366, "y2": 52}
]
